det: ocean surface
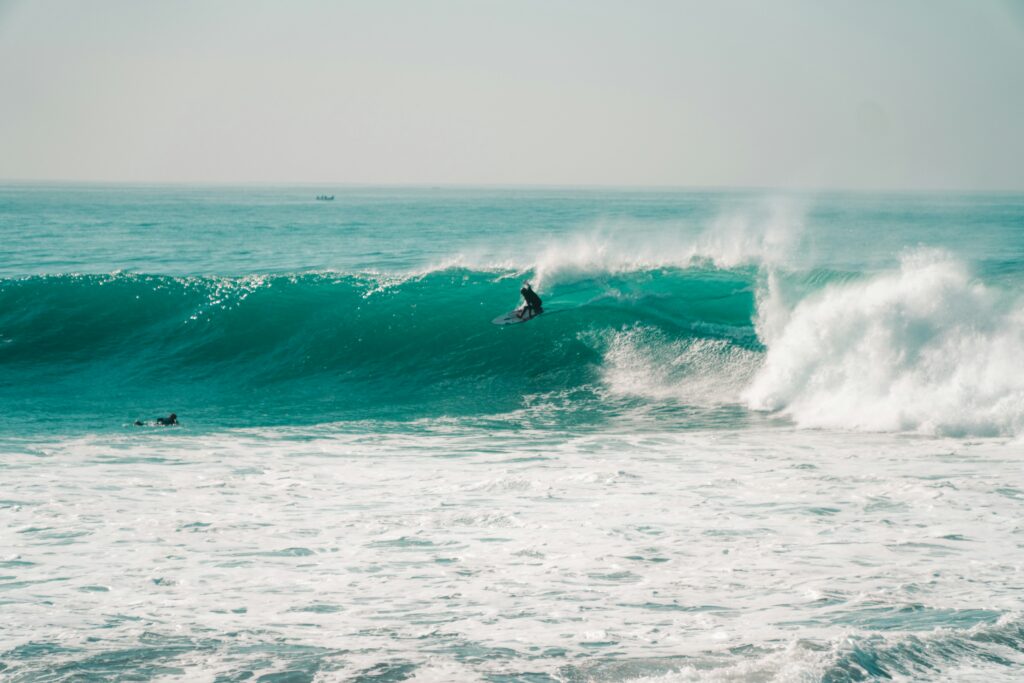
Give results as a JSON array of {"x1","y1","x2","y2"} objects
[{"x1": 1, "y1": 184, "x2": 1022, "y2": 681}]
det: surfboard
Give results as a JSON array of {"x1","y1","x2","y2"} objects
[{"x1": 492, "y1": 307, "x2": 542, "y2": 325}]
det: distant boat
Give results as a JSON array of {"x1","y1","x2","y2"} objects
[{"x1": 315, "y1": 195, "x2": 335, "y2": 201}]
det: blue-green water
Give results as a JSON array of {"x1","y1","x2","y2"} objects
[
  {"x1": 3, "y1": 185, "x2": 1022, "y2": 436},
  {"x1": 2, "y1": 185, "x2": 1023, "y2": 681}
]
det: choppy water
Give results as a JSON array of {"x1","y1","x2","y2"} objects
[{"x1": 1, "y1": 185, "x2": 1023, "y2": 681}]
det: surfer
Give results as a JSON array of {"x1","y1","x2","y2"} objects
[
  {"x1": 134, "y1": 413, "x2": 178, "y2": 427},
  {"x1": 516, "y1": 282, "x2": 543, "y2": 319}
]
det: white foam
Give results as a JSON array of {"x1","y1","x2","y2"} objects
[
  {"x1": 2, "y1": 426, "x2": 1021, "y2": 679},
  {"x1": 530, "y1": 197, "x2": 805, "y2": 289},
  {"x1": 746, "y1": 250, "x2": 1024, "y2": 436},
  {"x1": 598, "y1": 326, "x2": 761, "y2": 405},
  {"x1": 405, "y1": 196, "x2": 808, "y2": 291}
]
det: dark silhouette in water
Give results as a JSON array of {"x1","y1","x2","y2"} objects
[
  {"x1": 135, "y1": 413, "x2": 178, "y2": 427},
  {"x1": 517, "y1": 282, "x2": 543, "y2": 319}
]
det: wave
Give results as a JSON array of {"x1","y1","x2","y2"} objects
[
  {"x1": 745, "y1": 250, "x2": 1024, "y2": 437},
  {"x1": 0, "y1": 266, "x2": 758, "y2": 427},
  {"x1": 2, "y1": 250, "x2": 1022, "y2": 436},
  {"x1": 0, "y1": 266, "x2": 758, "y2": 362}
]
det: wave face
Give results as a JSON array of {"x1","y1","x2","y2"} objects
[
  {"x1": 3, "y1": 249, "x2": 1022, "y2": 436},
  {"x1": 0, "y1": 267, "x2": 760, "y2": 430}
]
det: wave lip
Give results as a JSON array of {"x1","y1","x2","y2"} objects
[{"x1": 745, "y1": 250, "x2": 1024, "y2": 437}]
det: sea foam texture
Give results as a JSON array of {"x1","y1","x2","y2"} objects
[{"x1": 746, "y1": 250, "x2": 1024, "y2": 436}]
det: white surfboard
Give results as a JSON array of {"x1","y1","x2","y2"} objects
[{"x1": 492, "y1": 307, "x2": 542, "y2": 325}]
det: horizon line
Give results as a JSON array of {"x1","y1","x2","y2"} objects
[{"x1": 1, "y1": 178, "x2": 1023, "y2": 195}]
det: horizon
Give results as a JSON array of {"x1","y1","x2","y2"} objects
[{"x1": 4, "y1": 178, "x2": 1024, "y2": 196}]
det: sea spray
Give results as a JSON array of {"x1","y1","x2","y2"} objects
[
  {"x1": 745, "y1": 249, "x2": 1024, "y2": 436},
  {"x1": 527, "y1": 196, "x2": 807, "y2": 289}
]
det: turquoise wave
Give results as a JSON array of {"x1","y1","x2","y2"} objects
[
  {"x1": 0, "y1": 267, "x2": 766, "y2": 431},
  {"x1": 5, "y1": 257, "x2": 1021, "y2": 436}
]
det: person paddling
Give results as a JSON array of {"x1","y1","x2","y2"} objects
[{"x1": 134, "y1": 413, "x2": 178, "y2": 426}]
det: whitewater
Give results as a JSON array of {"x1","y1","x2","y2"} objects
[{"x1": 1, "y1": 185, "x2": 1023, "y2": 681}]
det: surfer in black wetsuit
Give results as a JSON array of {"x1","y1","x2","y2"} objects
[
  {"x1": 134, "y1": 413, "x2": 178, "y2": 426},
  {"x1": 517, "y1": 283, "x2": 543, "y2": 319}
]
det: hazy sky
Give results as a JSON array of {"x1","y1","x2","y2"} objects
[{"x1": 1, "y1": 0, "x2": 1022, "y2": 189}]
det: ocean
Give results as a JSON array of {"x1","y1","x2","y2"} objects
[{"x1": 1, "y1": 184, "x2": 1022, "y2": 681}]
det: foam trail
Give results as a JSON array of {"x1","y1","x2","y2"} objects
[{"x1": 745, "y1": 250, "x2": 1024, "y2": 436}]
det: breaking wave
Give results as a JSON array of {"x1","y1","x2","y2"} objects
[
  {"x1": 745, "y1": 250, "x2": 1024, "y2": 436},
  {"x1": 1, "y1": 249, "x2": 1021, "y2": 435}
]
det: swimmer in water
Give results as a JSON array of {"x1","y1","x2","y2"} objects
[{"x1": 134, "y1": 413, "x2": 178, "y2": 426}]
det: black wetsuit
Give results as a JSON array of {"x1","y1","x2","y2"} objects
[
  {"x1": 134, "y1": 415, "x2": 178, "y2": 426},
  {"x1": 520, "y1": 287, "x2": 543, "y2": 316}
]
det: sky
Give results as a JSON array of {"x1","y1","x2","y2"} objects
[{"x1": 0, "y1": 0, "x2": 1022, "y2": 190}]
